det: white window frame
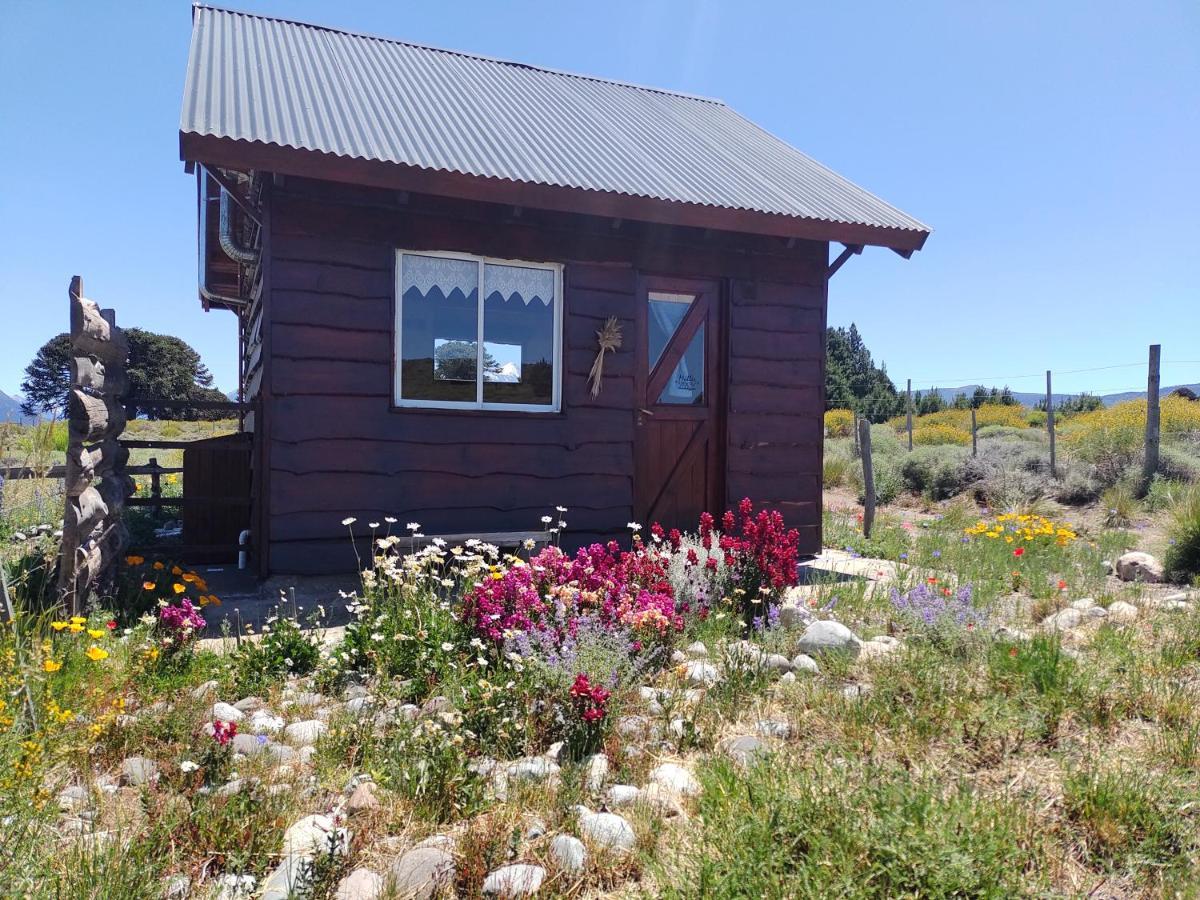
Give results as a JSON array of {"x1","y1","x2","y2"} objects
[{"x1": 394, "y1": 249, "x2": 563, "y2": 413}]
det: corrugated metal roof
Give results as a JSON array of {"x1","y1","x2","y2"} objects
[{"x1": 181, "y1": 6, "x2": 929, "y2": 247}]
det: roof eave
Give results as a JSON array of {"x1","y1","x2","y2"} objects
[{"x1": 181, "y1": 133, "x2": 929, "y2": 254}]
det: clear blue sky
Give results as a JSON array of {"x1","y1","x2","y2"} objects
[{"x1": 2, "y1": 0, "x2": 1197, "y2": 400}]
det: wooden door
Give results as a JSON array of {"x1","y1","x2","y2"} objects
[
  {"x1": 181, "y1": 433, "x2": 252, "y2": 564},
  {"x1": 634, "y1": 276, "x2": 724, "y2": 531}
]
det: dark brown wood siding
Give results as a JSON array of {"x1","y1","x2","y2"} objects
[
  {"x1": 726, "y1": 279, "x2": 826, "y2": 555},
  {"x1": 261, "y1": 178, "x2": 826, "y2": 573}
]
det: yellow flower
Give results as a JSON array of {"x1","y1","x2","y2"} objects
[
  {"x1": 125, "y1": 555, "x2": 145, "y2": 566},
  {"x1": 85, "y1": 646, "x2": 109, "y2": 662},
  {"x1": 171, "y1": 566, "x2": 183, "y2": 576},
  {"x1": 153, "y1": 562, "x2": 164, "y2": 571},
  {"x1": 50, "y1": 621, "x2": 69, "y2": 631},
  {"x1": 143, "y1": 581, "x2": 156, "y2": 591},
  {"x1": 68, "y1": 623, "x2": 84, "y2": 633},
  {"x1": 87, "y1": 629, "x2": 105, "y2": 639},
  {"x1": 172, "y1": 583, "x2": 186, "y2": 595},
  {"x1": 70, "y1": 617, "x2": 86, "y2": 625},
  {"x1": 207, "y1": 595, "x2": 221, "y2": 606},
  {"x1": 181, "y1": 573, "x2": 197, "y2": 583},
  {"x1": 42, "y1": 660, "x2": 62, "y2": 673}
]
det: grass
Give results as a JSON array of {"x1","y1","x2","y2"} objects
[{"x1": 1, "y1": 416, "x2": 1199, "y2": 897}]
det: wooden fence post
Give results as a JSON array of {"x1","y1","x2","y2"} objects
[
  {"x1": 1142, "y1": 343, "x2": 1161, "y2": 495},
  {"x1": 858, "y1": 417, "x2": 876, "y2": 538},
  {"x1": 971, "y1": 407, "x2": 978, "y2": 457},
  {"x1": 1046, "y1": 370, "x2": 1056, "y2": 478},
  {"x1": 149, "y1": 457, "x2": 162, "y2": 502},
  {"x1": 57, "y1": 277, "x2": 133, "y2": 615},
  {"x1": 906, "y1": 379, "x2": 913, "y2": 451},
  {"x1": 852, "y1": 412, "x2": 861, "y2": 457}
]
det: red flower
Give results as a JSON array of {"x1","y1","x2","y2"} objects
[
  {"x1": 106, "y1": 620, "x2": 117, "y2": 630},
  {"x1": 211, "y1": 720, "x2": 238, "y2": 746},
  {"x1": 1057, "y1": 580, "x2": 1067, "y2": 590},
  {"x1": 1009, "y1": 646, "x2": 1018, "y2": 657},
  {"x1": 1013, "y1": 547, "x2": 1025, "y2": 557},
  {"x1": 927, "y1": 577, "x2": 938, "y2": 585}
]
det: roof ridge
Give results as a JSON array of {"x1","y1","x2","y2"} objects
[{"x1": 193, "y1": 4, "x2": 726, "y2": 105}]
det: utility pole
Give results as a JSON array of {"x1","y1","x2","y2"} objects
[{"x1": 1142, "y1": 344, "x2": 1161, "y2": 495}]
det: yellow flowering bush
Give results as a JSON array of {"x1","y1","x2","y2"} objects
[
  {"x1": 965, "y1": 513, "x2": 1078, "y2": 547},
  {"x1": 824, "y1": 408, "x2": 855, "y2": 438},
  {"x1": 912, "y1": 423, "x2": 971, "y2": 446},
  {"x1": 891, "y1": 404, "x2": 1030, "y2": 434},
  {"x1": 1063, "y1": 397, "x2": 1200, "y2": 464}
]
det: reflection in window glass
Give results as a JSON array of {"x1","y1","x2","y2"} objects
[
  {"x1": 482, "y1": 264, "x2": 555, "y2": 406},
  {"x1": 400, "y1": 254, "x2": 478, "y2": 402},
  {"x1": 396, "y1": 252, "x2": 559, "y2": 409},
  {"x1": 659, "y1": 323, "x2": 704, "y2": 405},
  {"x1": 647, "y1": 292, "x2": 693, "y2": 369}
]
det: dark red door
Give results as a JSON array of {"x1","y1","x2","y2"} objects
[{"x1": 634, "y1": 276, "x2": 724, "y2": 531}]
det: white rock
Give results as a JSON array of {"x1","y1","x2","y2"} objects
[
  {"x1": 1069, "y1": 598, "x2": 1096, "y2": 611},
  {"x1": 482, "y1": 864, "x2": 546, "y2": 897},
  {"x1": 335, "y1": 868, "x2": 384, "y2": 900},
  {"x1": 606, "y1": 784, "x2": 641, "y2": 807},
  {"x1": 210, "y1": 702, "x2": 245, "y2": 723},
  {"x1": 578, "y1": 811, "x2": 635, "y2": 852},
  {"x1": 389, "y1": 847, "x2": 455, "y2": 899},
  {"x1": 507, "y1": 756, "x2": 559, "y2": 782},
  {"x1": 792, "y1": 652, "x2": 820, "y2": 672},
  {"x1": 1107, "y1": 600, "x2": 1139, "y2": 623},
  {"x1": 1040, "y1": 608, "x2": 1083, "y2": 632},
  {"x1": 344, "y1": 696, "x2": 375, "y2": 718},
  {"x1": 859, "y1": 639, "x2": 901, "y2": 661},
  {"x1": 192, "y1": 680, "x2": 219, "y2": 700},
  {"x1": 584, "y1": 754, "x2": 609, "y2": 793},
  {"x1": 119, "y1": 756, "x2": 159, "y2": 786},
  {"x1": 648, "y1": 763, "x2": 701, "y2": 797},
  {"x1": 779, "y1": 671, "x2": 797, "y2": 685},
  {"x1": 685, "y1": 661, "x2": 719, "y2": 687},
  {"x1": 261, "y1": 855, "x2": 311, "y2": 900},
  {"x1": 723, "y1": 734, "x2": 767, "y2": 766},
  {"x1": 685, "y1": 641, "x2": 709, "y2": 658},
  {"x1": 161, "y1": 873, "x2": 191, "y2": 900},
  {"x1": 755, "y1": 720, "x2": 792, "y2": 739},
  {"x1": 550, "y1": 834, "x2": 587, "y2": 874},
  {"x1": 249, "y1": 711, "x2": 285, "y2": 734},
  {"x1": 764, "y1": 653, "x2": 793, "y2": 674},
  {"x1": 1116, "y1": 551, "x2": 1163, "y2": 583},
  {"x1": 993, "y1": 625, "x2": 1031, "y2": 642},
  {"x1": 213, "y1": 874, "x2": 256, "y2": 900},
  {"x1": 281, "y1": 813, "x2": 349, "y2": 857},
  {"x1": 284, "y1": 720, "x2": 326, "y2": 746},
  {"x1": 796, "y1": 620, "x2": 862, "y2": 658}
]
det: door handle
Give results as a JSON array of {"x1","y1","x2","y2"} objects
[{"x1": 638, "y1": 408, "x2": 655, "y2": 417}]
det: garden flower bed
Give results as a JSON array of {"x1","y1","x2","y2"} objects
[{"x1": 1, "y1": 499, "x2": 1199, "y2": 897}]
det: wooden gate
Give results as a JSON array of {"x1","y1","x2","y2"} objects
[{"x1": 181, "y1": 433, "x2": 252, "y2": 563}]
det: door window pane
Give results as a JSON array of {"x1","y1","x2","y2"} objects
[
  {"x1": 400, "y1": 254, "x2": 479, "y2": 402},
  {"x1": 647, "y1": 291, "x2": 693, "y2": 369},
  {"x1": 659, "y1": 323, "x2": 705, "y2": 405},
  {"x1": 482, "y1": 263, "x2": 555, "y2": 406}
]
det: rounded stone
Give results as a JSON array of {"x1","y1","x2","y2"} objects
[
  {"x1": 550, "y1": 834, "x2": 587, "y2": 874},
  {"x1": 334, "y1": 868, "x2": 384, "y2": 900},
  {"x1": 482, "y1": 863, "x2": 546, "y2": 897},
  {"x1": 685, "y1": 661, "x2": 719, "y2": 687},
  {"x1": 578, "y1": 811, "x2": 635, "y2": 852},
  {"x1": 283, "y1": 719, "x2": 326, "y2": 746},
  {"x1": 796, "y1": 620, "x2": 862, "y2": 658},
  {"x1": 1116, "y1": 551, "x2": 1163, "y2": 583},
  {"x1": 723, "y1": 734, "x2": 767, "y2": 766},
  {"x1": 119, "y1": 756, "x2": 159, "y2": 787},
  {"x1": 648, "y1": 762, "x2": 701, "y2": 797},
  {"x1": 389, "y1": 847, "x2": 455, "y2": 899},
  {"x1": 210, "y1": 702, "x2": 245, "y2": 723},
  {"x1": 606, "y1": 784, "x2": 641, "y2": 807},
  {"x1": 1107, "y1": 600, "x2": 1139, "y2": 623}
]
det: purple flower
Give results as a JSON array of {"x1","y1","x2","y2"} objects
[{"x1": 932, "y1": 550, "x2": 941, "y2": 558}]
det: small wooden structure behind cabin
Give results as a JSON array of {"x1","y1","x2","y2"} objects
[{"x1": 180, "y1": 6, "x2": 930, "y2": 576}]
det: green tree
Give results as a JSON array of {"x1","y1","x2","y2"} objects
[
  {"x1": 825, "y1": 324, "x2": 900, "y2": 422},
  {"x1": 19, "y1": 328, "x2": 224, "y2": 420}
]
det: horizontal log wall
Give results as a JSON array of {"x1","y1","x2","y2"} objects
[
  {"x1": 262, "y1": 179, "x2": 826, "y2": 573},
  {"x1": 726, "y1": 279, "x2": 826, "y2": 554}
]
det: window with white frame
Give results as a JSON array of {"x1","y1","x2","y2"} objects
[{"x1": 394, "y1": 250, "x2": 562, "y2": 411}]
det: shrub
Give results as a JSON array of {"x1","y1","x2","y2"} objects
[
  {"x1": 1101, "y1": 481, "x2": 1139, "y2": 528},
  {"x1": 822, "y1": 449, "x2": 850, "y2": 488},
  {"x1": 1158, "y1": 445, "x2": 1200, "y2": 483},
  {"x1": 824, "y1": 408, "x2": 855, "y2": 438},
  {"x1": 1164, "y1": 485, "x2": 1200, "y2": 584},
  {"x1": 232, "y1": 615, "x2": 321, "y2": 695},
  {"x1": 899, "y1": 446, "x2": 968, "y2": 500},
  {"x1": 912, "y1": 423, "x2": 971, "y2": 446},
  {"x1": 1064, "y1": 397, "x2": 1200, "y2": 468}
]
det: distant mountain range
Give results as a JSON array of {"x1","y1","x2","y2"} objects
[
  {"x1": 0, "y1": 390, "x2": 33, "y2": 424},
  {"x1": 923, "y1": 384, "x2": 1200, "y2": 407}
]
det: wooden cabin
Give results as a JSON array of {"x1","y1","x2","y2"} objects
[{"x1": 180, "y1": 6, "x2": 930, "y2": 576}]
